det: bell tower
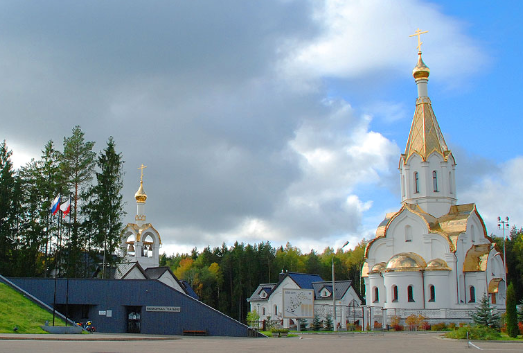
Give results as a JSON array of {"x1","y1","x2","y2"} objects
[
  {"x1": 399, "y1": 30, "x2": 457, "y2": 218},
  {"x1": 120, "y1": 164, "x2": 162, "y2": 270}
]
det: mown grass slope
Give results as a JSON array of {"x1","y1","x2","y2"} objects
[{"x1": 0, "y1": 282, "x2": 65, "y2": 333}]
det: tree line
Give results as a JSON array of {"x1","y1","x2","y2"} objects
[
  {"x1": 159, "y1": 241, "x2": 368, "y2": 322},
  {"x1": 0, "y1": 126, "x2": 125, "y2": 278}
]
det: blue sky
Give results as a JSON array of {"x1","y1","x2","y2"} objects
[{"x1": 0, "y1": 0, "x2": 521, "y2": 255}]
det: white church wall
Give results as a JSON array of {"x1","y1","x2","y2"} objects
[
  {"x1": 424, "y1": 272, "x2": 451, "y2": 309},
  {"x1": 367, "y1": 273, "x2": 384, "y2": 307},
  {"x1": 383, "y1": 272, "x2": 424, "y2": 310}
]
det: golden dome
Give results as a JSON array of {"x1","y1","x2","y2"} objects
[
  {"x1": 135, "y1": 181, "x2": 147, "y2": 203},
  {"x1": 386, "y1": 252, "x2": 426, "y2": 272},
  {"x1": 370, "y1": 262, "x2": 387, "y2": 274},
  {"x1": 412, "y1": 52, "x2": 430, "y2": 80},
  {"x1": 425, "y1": 258, "x2": 451, "y2": 271}
]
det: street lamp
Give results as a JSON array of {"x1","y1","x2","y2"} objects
[
  {"x1": 498, "y1": 216, "x2": 509, "y2": 281},
  {"x1": 333, "y1": 240, "x2": 349, "y2": 332}
]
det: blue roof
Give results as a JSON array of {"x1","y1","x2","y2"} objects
[{"x1": 285, "y1": 272, "x2": 323, "y2": 289}]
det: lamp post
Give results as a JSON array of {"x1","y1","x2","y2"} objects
[
  {"x1": 333, "y1": 240, "x2": 349, "y2": 332},
  {"x1": 498, "y1": 216, "x2": 509, "y2": 281}
]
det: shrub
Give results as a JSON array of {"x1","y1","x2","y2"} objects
[
  {"x1": 431, "y1": 322, "x2": 447, "y2": 331},
  {"x1": 393, "y1": 324, "x2": 404, "y2": 331},
  {"x1": 390, "y1": 315, "x2": 401, "y2": 327},
  {"x1": 506, "y1": 283, "x2": 519, "y2": 338},
  {"x1": 420, "y1": 321, "x2": 430, "y2": 331},
  {"x1": 445, "y1": 326, "x2": 501, "y2": 340},
  {"x1": 518, "y1": 322, "x2": 523, "y2": 335},
  {"x1": 373, "y1": 321, "x2": 382, "y2": 329},
  {"x1": 448, "y1": 323, "x2": 456, "y2": 330}
]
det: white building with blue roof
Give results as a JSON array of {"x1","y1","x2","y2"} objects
[{"x1": 248, "y1": 271, "x2": 361, "y2": 329}]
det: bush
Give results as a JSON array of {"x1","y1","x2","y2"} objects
[
  {"x1": 448, "y1": 323, "x2": 456, "y2": 330},
  {"x1": 431, "y1": 322, "x2": 448, "y2": 331},
  {"x1": 373, "y1": 321, "x2": 382, "y2": 329},
  {"x1": 420, "y1": 321, "x2": 430, "y2": 331},
  {"x1": 445, "y1": 326, "x2": 501, "y2": 340},
  {"x1": 393, "y1": 324, "x2": 404, "y2": 331},
  {"x1": 506, "y1": 283, "x2": 519, "y2": 338},
  {"x1": 390, "y1": 315, "x2": 401, "y2": 327},
  {"x1": 518, "y1": 322, "x2": 523, "y2": 335}
]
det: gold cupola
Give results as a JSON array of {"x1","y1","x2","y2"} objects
[
  {"x1": 135, "y1": 164, "x2": 148, "y2": 203},
  {"x1": 135, "y1": 181, "x2": 147, "y2": 203},
  {"x1": 412, "y1": 52, "x2": 430, "y2": 80}
]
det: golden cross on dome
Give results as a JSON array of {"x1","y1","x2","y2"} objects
[
  {"x1": 138, "y1": 164, "x2": 147, "y2": 182},
  {"x1": 409, "y1": 28, "x2": 429, "y2": 52}
]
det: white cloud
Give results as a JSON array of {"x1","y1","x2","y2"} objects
[{"x1": 461, "y1": 157, "x2": 523, "y2": 236}]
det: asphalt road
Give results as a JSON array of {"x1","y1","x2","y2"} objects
[{"x1": 1, "y1": 332, "x2": 523, "y2": 353}]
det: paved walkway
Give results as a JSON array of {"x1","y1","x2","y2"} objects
[{"x1": 1, "y1": 332, "x2": 523, "y2": 353}]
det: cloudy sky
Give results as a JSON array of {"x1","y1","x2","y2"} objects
[{"x1": 1, "y1": 0, "x2": 521, "y2": 255}]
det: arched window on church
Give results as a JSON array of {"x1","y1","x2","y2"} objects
[
  {"x1": 429, "y1": 285, "x2": 435, "y2": 302},
  {"x1": 262, "y1": 307, "x2": 266, "y2": 315},
  {"x1": 274, "y1": 305, "x2": 278, "y2": 316},
  {"x1": 373, "y1": 287, "x2": 379, "y2": 303},
  {"x1": 407, "y1": 285, "x2": 414, "y2": 302},
  {"x1": 405, "y1": 225, "x2": 412, "y2": 242},
  {"x1": 471, "y1": 225, "x2": 476, "y2": 243},
  {"x1": 449, "y1": 171, "x2": 453, "y2": 194},
  {"x1": 414, "y1": 172, "x2": 419, "y2": 193},
  {"x1": 432, "y1": 171, "x2": 438, "y2": 192},
  {"x1": 469, "y1": 286, "x2": 476, "y2": 303},
  {"x1": 392, "y1": 285, "x2": 398, "y2": 302}
]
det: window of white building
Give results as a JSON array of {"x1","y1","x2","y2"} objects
[
  {"x1": 429, "y1": 285, "x2": 436, "y2": 302},
  {"x1": 392, "y1": 285, "x2": 398, "y2": 302},
  {"x1": 469, "y1": 286, "x2": 476, "y2": 303},
  {"x1": 407, "y1": 285, "x2": 415, "y2": 302},
  {"x1": 432, "y1": 171, "x2": 438, "y2": 192},
  {"x1": 414, "y1": 172, "x2": 419, "y2": 193},
  {"x1": 373, "y1": 287, "x2": 379, "y2": 303}
]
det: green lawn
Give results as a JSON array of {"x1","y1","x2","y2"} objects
[{"x1": 0, "y1": 282, "x2": 66, "y2": 333}]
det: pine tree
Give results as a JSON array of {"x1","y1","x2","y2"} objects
[
  {"x1": 0, "y1": 141, "x2": 18, "y2": 276},
  {"x1": 471, "y1": 293, "x2": 500, "y2": 328},
  {"x1": 83, "y1": 137, "x2": 125, "y2": 278},
  {"x1": 312, "y1": 315, "x2": 322, "y2": 331},
  {"x1": 506, "y1": 283, "x2": 519, "y2": 337},
  {"x1": 61, "y1": 126, "x2": 96, "y2": 277},
  {"x1": 324, "y1": 314, "x2": 333, "y2": 331}
]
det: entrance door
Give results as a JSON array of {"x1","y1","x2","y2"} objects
[{"x1": 126, "y1": 306, "x2": 142, "y2": 333}]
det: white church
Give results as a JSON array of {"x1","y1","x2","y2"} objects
[{"x1": 362, "y1": 39, "x2": 506, "y2": 325}]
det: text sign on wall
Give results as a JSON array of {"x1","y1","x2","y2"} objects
[
  {"x1": 283, "y1": 289, "x2": 314, "y2": 318},
  {"x1": 146, "y1": 306, "x2": 181, "y2": 313}
]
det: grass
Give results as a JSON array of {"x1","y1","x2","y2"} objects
[{"x1": 0, "y1": 282, "x2": 66, "y2": 333}]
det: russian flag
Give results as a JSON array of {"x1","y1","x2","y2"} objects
[
  {"x1": 50, "y1": 195, "x2": 60, "y2": 216},
  {"x1": 60, "y1": 199, "x2": 71, "y2": 218}
]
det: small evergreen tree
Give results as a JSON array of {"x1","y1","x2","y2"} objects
[
  {"x1": 506, "y1": 283, "x2": 519, "y2": 337},
  {"x1": 312, "y1": 315, "x2": 322, "y2": 331},
  {"x1": 298, "y1": 318, "x2": 308, "y2": 331},
  {"x1": 471, "y1": 294, "x2": 500, "y2": 328},
  {"x1": 324, "y1": 314, "x2": 333, "y2": 331}
]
